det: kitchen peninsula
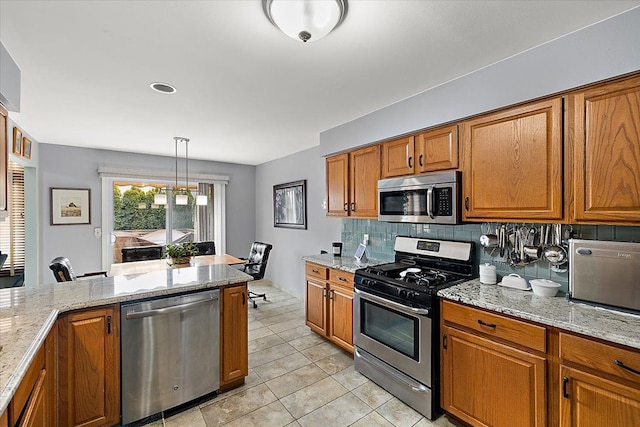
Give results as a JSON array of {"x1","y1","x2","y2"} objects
[{"x1": 0, "y1": 263, "x2": 252, "y2": 426}]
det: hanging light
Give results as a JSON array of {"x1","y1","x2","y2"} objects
[
  {"x1": 154, "y1": 190, "x2": 167, "y2": 205},
  {"x1": 174, "y1": 137, "x2": 190, "y2": 205},
  {"x1": 263, "y1": 0, "x2": 347, "y2": 43},
  {"x1": 196, "y1": 194, "x2": 208, "y2": 206}
]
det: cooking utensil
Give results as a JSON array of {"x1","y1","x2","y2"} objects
[
  {"x1": 544, "y1": 224, "x2": 567, "y2": 264},
  {"x1": 480, "y1": 234, "x2": 499, "y2": 248},
  {"x1": 499, "y1": 225, "x2": 506, "y2": 258}
]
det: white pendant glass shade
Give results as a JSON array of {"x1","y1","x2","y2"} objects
[
  {"x1": 176, "y1": 193, "x2": 188, "y2": 205},
  {"x1": 196, "y1": 195, "x2": 208, "y2": 206},
  {"x1": 265, "y1": 0, "x2": 346, "y2": 43},
  {"x1": 154, "y1": 193, "x2": 167, "y2": 205}
]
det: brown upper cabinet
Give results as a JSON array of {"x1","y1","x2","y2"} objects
[
  {"x1": 326, "y1": 145, "x2": 380, "y2": 218},
  {"x1": 461, "y1": 98, "x2": 563, "y2": 221},
  {"x1": 380, "y1": 125, "x2": 459, "y2": 179},
  {"x1": 570, "y1": 74, "x2": 640, "y2": 224}
]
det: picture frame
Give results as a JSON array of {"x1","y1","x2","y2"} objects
[
  {"x1": 22, "y1": 137, "x2": 32, "y2": 159},
  {"x1": 273, "y1": 180, "x2": 307, "y2": 229},
  {"x1": 12, "y1": 127, "x2": 22, "y2": 155},
  {"x1": 50, "y1": 188, "x2": 91, "y2": 225}
]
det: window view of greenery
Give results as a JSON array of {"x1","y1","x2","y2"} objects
[{"x1": 113, "y1": 183, "x2": 196, "y2": 263}]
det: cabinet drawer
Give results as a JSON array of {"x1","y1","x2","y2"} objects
[
  {"x1": 329, "y1": 269, "x2": 354, "y2": 288},
  {"x1": 442, "y1": 300, "x2": 546, "y2": 353},
  {"x1": 305, "y1": 263, "x2": 328, "y2": 280},
  {"x1": 9, "y1": 342, "x2": 45, "y2": 425},
  {"x1": 560, "y1": 332, "x2": 640, "y2": 384}
]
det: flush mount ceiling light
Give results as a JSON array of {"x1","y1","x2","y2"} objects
[
  {"x1": 150, "y1": 82, "x2": 177, "y2": 94},
  {"x1": 263, "y1": 0, "x2": 347, "y2": 43}
]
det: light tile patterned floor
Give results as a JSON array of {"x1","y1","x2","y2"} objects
[{"x1": 142, "y1": 282, "x2": 463, "y2": 427}]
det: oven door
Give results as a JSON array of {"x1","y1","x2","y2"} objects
[{"x1": 353, "y1": 288, "x2": 431, "y2": 386}]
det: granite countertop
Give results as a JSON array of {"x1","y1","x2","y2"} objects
[
  {"x1": 302, "y1": 253, "x2": 389, "y2": 273},
  {"x1": 0, "y1": 264, "x2": 252, "y2": 415},
  {"x1": 439, "y1": 279, "x2": 640, "y2": 351}
]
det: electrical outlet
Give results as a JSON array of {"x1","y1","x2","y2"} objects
[
  {"x1": 363, "y1": 234, "x2": 369, "y2": 244},
  {"x1": 94, "y1": 227, "x2": 102, "y2": 239}
]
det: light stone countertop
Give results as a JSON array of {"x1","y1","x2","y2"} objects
[
  {"x1": 0, "y1": 264, "x2": 252, "y2": 415},
  {"x1": 438, "y1": 279, "x2": 640, "y2": 351},
  {"x1": 302, "y1": 253, "x2": 390, "y2": 274}
]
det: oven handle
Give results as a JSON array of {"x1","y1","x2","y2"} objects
[{"x1": 354, "y1": 288, "x2": 430, "y2": 316}]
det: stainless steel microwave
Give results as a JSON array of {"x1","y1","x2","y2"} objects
[{"x1": 378, "y1": 171, "x2": 461, "y2": 224}]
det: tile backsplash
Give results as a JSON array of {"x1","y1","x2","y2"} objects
[{"x1": 341, "y1": 220, "x2": 640, "y2": 292}]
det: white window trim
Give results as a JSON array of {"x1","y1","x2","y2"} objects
[{"x1": 100, "y1": 169, "x2": 227, "y2": 270}]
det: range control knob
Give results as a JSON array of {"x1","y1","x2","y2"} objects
[{"x1": 398, "y1": 289, "x2": 407, "y2": 298}]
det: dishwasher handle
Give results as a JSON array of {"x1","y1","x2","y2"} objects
[{"x1": 125, "y1": 296, "x2": 219, "y2": 320}]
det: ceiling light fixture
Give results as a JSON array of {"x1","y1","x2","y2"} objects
[
  {"x1": 263, "y1": 0, "x2": 347, "y2": 43},
  {"x1": 196, "y1": 195, "x2": 208, "y2": 206},
  {"x1": 150, "y1": 82, "x2": 177, "y2": 94},
  {"x1": 174, "y1": 137, "x2": 190, "y2": 206}
]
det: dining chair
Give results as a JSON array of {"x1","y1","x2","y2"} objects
[
  {"x1": 195, "y1": 241, "x2": 216, "y2": 256},
  {"x1": 49, "y1": 257, "x2": 107, "y2": 282},
  {"x1": 121, "y1": 245, "x2": 164, "y2": 263},
  {"x1": 238, "y1": 242, "x2": 273, "y2": 308}
]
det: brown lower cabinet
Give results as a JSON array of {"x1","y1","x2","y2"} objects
[
  {"x1": 220, "y1": 283, "x2": 249, "y2": 390},
  {"x1": 58, "y1": 305, "x2": 120, "y2": 427},
  {"x1": 305, "y1": 262, "x2": 354, "y2": 353}
]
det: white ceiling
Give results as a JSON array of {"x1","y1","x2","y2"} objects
[{"x1": 1, "y1": 1, "x2": 639, "y2": 166}]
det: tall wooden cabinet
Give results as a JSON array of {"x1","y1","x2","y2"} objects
[
  {"x1": 58, "y1": 305, "x2": 120, "y2": 427},
  {"x1": 326, "y1": 145, "x2": 380, "y2": 218},
  {"x1": 305, "y1": 262, "x2": 354, "y2": 353},
  {"x1": 220, "y1": 283, "x2": 249, "y2": 390},
  {"x1": 461, "y1": 98, "x2": 563, "y2": 221},
  {"x1": 441, "y1": 301, "x2": 547, "y2": 427},
  {"x1": 570, "y1": 74, "x2": 640, "y2": 224}
]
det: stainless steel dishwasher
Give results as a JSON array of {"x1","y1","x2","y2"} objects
[{"x1": 120, "y1": 289, "x2": 220, "y2": 425}]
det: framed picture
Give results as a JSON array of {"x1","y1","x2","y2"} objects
[
  {"x1": 273, "y1": 180, "x2": 307, "y2": 229},
  {"x1": 12, "y1": 127, "x2": 22, "y2": 155},
  {"x1": 50, "y1": 188, "x2": 91, "y2": 225},
  {"x1": 22, "y1": 137, "x2": 32, "y2": 159}
]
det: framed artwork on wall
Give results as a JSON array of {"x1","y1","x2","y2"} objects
[
  {"x1": 12, "y1": 127, "x2": 22, "y2": 155},
  {"x1": 50, "y1": 188, "x2": 91, "y2": 225},
  {"x1": 273, "y1": 180, "x2": 307, "y2": 229},
  {"x1": 22, "y1": 137, "x2": 32, "y2": 159}
]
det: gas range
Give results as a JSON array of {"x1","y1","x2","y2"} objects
[{"x1": 354, "y1": 237, "x2": 475, "y2": 309}]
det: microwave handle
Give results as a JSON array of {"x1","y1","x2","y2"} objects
[{"x1": 427, "y1": 187, "x2": 434, "y2": 219}]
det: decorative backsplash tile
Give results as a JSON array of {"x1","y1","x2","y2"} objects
[{"x1": 341, "y1": 220, "x2": 640, "y2": 292}]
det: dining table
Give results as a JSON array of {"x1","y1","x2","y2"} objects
[{"x1": 109, "y1": 254, "x2": 244, "y2": 276}]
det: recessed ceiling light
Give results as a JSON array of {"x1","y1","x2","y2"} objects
[{"x1": 150, "y1": 82, "x2": 177, "y2": 94}]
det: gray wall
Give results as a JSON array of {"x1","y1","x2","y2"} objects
[
  {"x1": 320, "y1": 7, "x2": 640, "y2": 156},
  {"x1": 256, "y1": 7, "x2": 640, "y2": 296},
  {"x1": 39, "y1": 144, "x2": 256, "y2": 284},
  {"x1": 255, "y1": 146, "x2": 341, "y2": 299}
]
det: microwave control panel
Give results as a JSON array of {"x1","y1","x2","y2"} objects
[{"x1": 434, "y1": 187, "x2": 453, "y2": 216}]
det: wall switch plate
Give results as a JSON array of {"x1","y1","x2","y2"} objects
[
  {"x1": 94, "y1": 227, "x2": 102, "y2": 239},
  {"x1": 363, "y1": 234, "x2": 369, "y2": 244}
]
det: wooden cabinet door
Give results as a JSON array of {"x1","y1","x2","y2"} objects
[
  {"x1": 350, "y1": 145, "x2": 380, "y2": 218},
  {"x1": 415, "y1": 124, "x2": 458, "y2": 173},
  {"x1": 442, "y1": 326, "x2": 546, "y2": 427},
  {"x1": 326, "y1": 153, "x2": 349, "y2": 217},
  {"x1": 571, "y1": 75, "x2": 640, "y2": 223},
  {"x1": 18, "y1": 369, "x2": 47, "y2": 427},
  {"x1": 461, "y1": 98, "x2": 563, "y2": 221},
  {"x1": 221, "y1": 284, "x2": 248, "y2": 385},
  {"x1": 305, "y1": 278, "x2": 327, "y2": 335},
  {"x1": 560, "y1": 366, "x2": 640, "y2": 427},
  {"x1": 381, "y1": 136, "x2": 414, "y2": 178},
  {"x1": 328, "y1": 283, "x2": 354, "y2": 353},
  {"x1": 58, "y1": 306, "x2": 120, "y2": 427}
]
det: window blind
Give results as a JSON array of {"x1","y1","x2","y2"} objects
[{"x1": 0, "y1": 161, "x2": 25, "y2": 275}]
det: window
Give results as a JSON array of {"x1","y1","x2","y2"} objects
[{"x1": 0, "y1": 161, "x2": 25, "y2": 280}]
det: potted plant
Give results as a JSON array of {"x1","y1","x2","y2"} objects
[{"x1": 165, "y1": 242, "x2": 198, "y2": 265}]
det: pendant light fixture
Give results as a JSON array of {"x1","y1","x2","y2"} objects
[
  {"x1": 154, "y1": 189, "x2": 167, "y2": 205},
  {"x1": 263, "y1": 0, "x2": 347, "y2": 43},
  {"x1": 174, "y1": 137, "x2": 190, "y2": 206}
]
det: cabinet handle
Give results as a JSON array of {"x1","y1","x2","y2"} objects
[
  {"x1": 343, "y1": 203, "x2": 348, "y2": 212},
  {"x1": 465, "y1": 197, "x2": 470, "y2": 211},
  {"x1": 614, "y1": 359, "x2": 640, "y2": 376},
  {"x1": 322, "y1": 289, "x2": 326, "y2": 298},
  {"x1": 408, "y1": 156, "x2": 413, "y2": 169},
  {"x1": 107, "y1": 315, "x2": 112, "y2": 334},
  {"x1": 338, "y1": 277, "x2": 347, "y2": 282},
  {"x1": 242, "y1": 292, "x2": 246, "y2": 306},
  {"x1": 562, "y1": 376, "x2": 569, "y2": 398},
  {"x1": 312, "y1": 269, "x2": 319, "y2": 274},
  {"x1": 477, "y1": 319, "x2": 497, "y2": 328},
  {"x1": 351, "y1": 202, "x2": 355, "y2": 211},
  {"x1": 442, "y1": 334, "x2": 448, "y2": 349},
  {"x1": 328, "y1": 290, "x2": 334, "y2": 300},
  {"x1": 419, "y1": 154, "x2": 423, "y2": 167}
]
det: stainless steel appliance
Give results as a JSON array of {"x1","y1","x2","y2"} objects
[
  {"x1": 354, "y1": 236, "x2": 475, "y2": 419},
  {"x1": 121, "y1": 289, "x2": 220, "y2": 424},
  {"x1": 378, "y1": 171, "x2": 461, "y2": 224},
  {"x1": 569, "y1": 239, "x2": 640, "y2": 313}
]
